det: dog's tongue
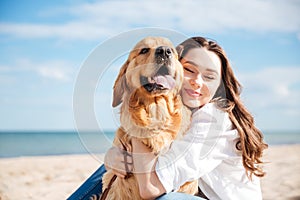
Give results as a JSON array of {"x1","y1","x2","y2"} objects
[{"x1": 153, "y1": 75, "x2": 176, "y2": 89}]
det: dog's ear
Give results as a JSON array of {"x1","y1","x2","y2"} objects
[{"x1": 112, "y1": 60, "x2": 129, "y2": 107}]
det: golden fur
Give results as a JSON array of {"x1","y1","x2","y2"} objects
[{"x1": 101, "y1": 37, "x2": 198, "y2": 200}]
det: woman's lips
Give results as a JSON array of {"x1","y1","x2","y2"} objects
[{"x1": 184, "y1": 88, "x2": 202, "y2": 97}]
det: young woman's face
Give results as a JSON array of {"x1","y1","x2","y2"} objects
[{"x1": 180, "y1": 47, "x2": 222, "y2": 109}]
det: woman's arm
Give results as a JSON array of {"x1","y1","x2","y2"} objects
[
  {"x1": 104, "y1": 145, "x2": 133, "y2": 178},
  {"x1": 104, "y1": 138, "x2": 166, "y2": 199},
  {"x1": 131, "y1": 137, "x2": 166, "y2": 199}
]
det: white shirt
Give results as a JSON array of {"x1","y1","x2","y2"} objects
[{"x1": 156, "y1": 103, "x2": 262, "y2": 200}]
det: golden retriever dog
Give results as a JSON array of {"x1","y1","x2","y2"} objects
[{"x1": 101, "y1": 37, "x2": 198, "y2": 200}]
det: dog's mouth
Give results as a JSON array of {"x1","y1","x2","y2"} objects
[{"x1": 140, "y1": 66, "x2": 176, "y2": 92}]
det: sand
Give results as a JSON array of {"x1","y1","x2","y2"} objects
[{"x1": 0, "y1": 145, "x2": 299, "y2": 200}]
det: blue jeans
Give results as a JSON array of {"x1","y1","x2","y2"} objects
[
  {"x1": 67, "y1": 164, "x2": 204, "y2": 200},
  {"x1": 67, "y1": 164, "x2": 106, "y2": 200}
]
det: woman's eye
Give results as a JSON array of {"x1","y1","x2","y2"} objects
[
  {"x1": 203, "y1": 75, "x2": 216, "y2": 80},
  {"x1": 184, "y1": 67, "x2": 194, "y2": 73},
  {"x1": 140, "y1": 48, "x2": 150, "y2": 54}
]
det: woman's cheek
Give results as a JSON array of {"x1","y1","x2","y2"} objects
[{"x1": 206, "y1": 81, "x2": 220, "y2": 99}]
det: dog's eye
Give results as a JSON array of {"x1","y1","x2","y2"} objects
[{"x1": 140, "y1": 48, "x2": 150, "y2": 54}]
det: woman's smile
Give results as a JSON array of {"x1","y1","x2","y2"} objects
[{"x1": 184, "y1": 88, "x2": 202, "y2": 98}]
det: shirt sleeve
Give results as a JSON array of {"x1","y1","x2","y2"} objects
[{"x1": 155, "y1": 103, "x2": 234, "y2": 192}]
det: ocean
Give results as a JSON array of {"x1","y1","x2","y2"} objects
[
  {"x1": 0, "y1": 130, "x2": 299, "y2": 158},
  {"x1": 0, "y1": 131, "x2": 115, "y2": 158}
]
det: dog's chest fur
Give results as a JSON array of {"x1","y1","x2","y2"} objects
[{"x1": 120, "y1": 88, "x2": 187, "y2": 153}]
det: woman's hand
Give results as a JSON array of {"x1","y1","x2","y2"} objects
[{"x1": 104, "y1": 145, "x2": 133, "y2": 178}]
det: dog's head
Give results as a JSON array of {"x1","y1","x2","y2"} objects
[{"x1": 112, "y1": 37, "x2": 183, "y2": 107}]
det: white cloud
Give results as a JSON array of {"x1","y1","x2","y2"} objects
[
  {"x1": 239, "y1": 67, "x2": 300, "y2": 90},
  {"x1": 238, "y1": 66, "x2": 300, "y2": 113},
  {"x1": 0, "y1": 59, "x2": 74, "y2": 82},
  {"x1": 0, "y1": 22, "x2": 110, "y2": 40},
  {"x1": 37, "y1": 66, "x2": 69, "y2": 81},
  {"x1": 235, "y1": 66, "x2": 300, "y2": 130},
  {"x1": 0, "y1": 0, "x2": 299, "y2": 40},
  {"x1": 34, "y1": 61, "x2": 74, "y2": 82}
]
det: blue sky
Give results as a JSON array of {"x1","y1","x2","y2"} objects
[{"x1": 0, "y1": 0, "x2": 300, "y2": 131}]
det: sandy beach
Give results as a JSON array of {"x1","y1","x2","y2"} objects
[{"x1": 0, "y1": 145, "x2": 299, "y2": 200}]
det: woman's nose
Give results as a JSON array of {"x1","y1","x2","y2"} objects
[{"x1": 190, "y1": 75, "x2": 203, "y2": 89}]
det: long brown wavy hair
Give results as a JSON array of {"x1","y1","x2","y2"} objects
[{"x1": 177, "y1": 37, "x2": 268, "y2": 178}]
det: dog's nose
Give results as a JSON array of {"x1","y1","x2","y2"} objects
[{"x1": 155, "y1": 46, "x2": 172, "y2": 58}]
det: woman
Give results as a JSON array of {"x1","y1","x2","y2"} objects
[{"x1": 68, "y1": 37, "x2": 267, "y2": 200}]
